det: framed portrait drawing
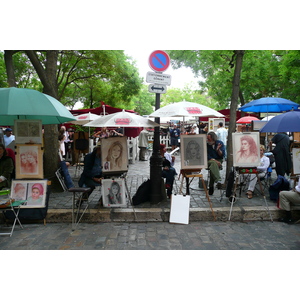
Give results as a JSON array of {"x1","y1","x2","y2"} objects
[
  {"x1": 10, "y1": 179, "x2": 47, "y2": 208},
  {"x1": 15, "y1": 144, "x2": 44, "y2": 179},
  {"x1": 209, "y1": 118, "x2": 225, "y2": 132},
  {"x1": 232, "y1": 132, "x2": 260, "y2": 167},
  {"x1": 101, "y1": 137, "x2": 128, "y2": 174},
  {"x1": 101, "y1": 178, "x2": 126, "y2": 207},
  {"x1": 292, "y1": 148, "x2": 300, "y2": 174},
  {"x1": 14, "y1": 119, "x2": 42, "y2": 144},
  {"x1": 180, "y1": 134, "x2": 208, "y2": 170}
]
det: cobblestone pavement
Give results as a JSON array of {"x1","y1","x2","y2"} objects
[
  {"x1": 1, "y1": 220, "x2": 299, "y2": 250},
  {"x1": 48, "y1": 154, "x2": 280, "y2": 211}
]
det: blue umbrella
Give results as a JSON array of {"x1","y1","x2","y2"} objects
[
  {"x1": 260, "y1": 110, "x2": 300, "y2": 132},
  {"x1": 239, "y1": 97, "x2": 299, "y2": 113}
]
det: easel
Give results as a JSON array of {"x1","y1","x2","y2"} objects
[
  {"x1": 179, "y1": 168, "x2": 216, "y2": 221},
  {"x1": 228, "y1": 167, "x2": 273, "y2": 221}
]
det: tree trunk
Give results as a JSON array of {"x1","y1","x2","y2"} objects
[
  {"x1": 25, "y1": 50, "x2": 61, "y2": 190},
  {"x1": 4, "y1": 50, "x2": 17, "y2": 87},
  {"x1": 226, "y1": 50, "x2": 245, "y2": 182}
]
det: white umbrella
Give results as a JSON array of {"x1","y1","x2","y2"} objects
[
  {"x1": 69, "y1": 112, "x2": 100, "y2": 125},
  {"x1": 84, "y1": 110, "x2": 160, "y2": 128},
  {"x1": 149, "y1": 100, "x2": 225, "y2": 118}
]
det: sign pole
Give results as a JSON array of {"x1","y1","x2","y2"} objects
[
  {"x1": 150, "y1": 92, "x2": 163, "y2": 204},
  {"x1": 147, "y1": 50, "x2": 171, "y2": 203}
]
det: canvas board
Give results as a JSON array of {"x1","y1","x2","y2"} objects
[
  {"x1": 180, "y1": 134, "x2": 207, "y2": 169},
  {"x1": 232, "y1": 132, "x2": 260, "y2": 167},
  {"x1": 169, "y1": 194, "x2": 190, "y2": 225},
  {"x1": 14, "y1": 119, "x2": 42, "y2": 144},
  {"x1": 101, "y1": 136, "x2": 128, "y2": 174},
  {"x1": 292, "y1": 148, "x2": 300, "y2": 175},
  {"x1": 10, "y1": 179, "x2": 47, "y2": 208},
  {"x1": 101, "y1": 178, "x2": 127, "y2": 207}
]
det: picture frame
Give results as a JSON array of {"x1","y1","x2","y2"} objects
[
  {"x1": 232, "y1": 132, "x2": 260, "y2": 167},
  {"x1": 15, "y1": 144, "x2": 44, "y2": 179},
  {"x1": 14, "y1": 119, "x2": 42, "y2": 144},
  {"x1": 252, "y1": 120, "x2": 268, "y2": 131},
  {"x1": 101, "y1": 178, "x2": 126, "y2": 207},
  {"x1": 209, "y1": 118, "x2": 225, "y2": 132},
  {"x1": 180, "y1": 134, "x2": 208, "y2": 169},
  {"x1": 10, "y1": 179, "x2": 47, "y2": 208},
  {"x1": 292, "y1": 148, "x2": 300, "y2": 175},
  {"x1": 101, "y1": 136, "x2": 128, "y2": 174}
]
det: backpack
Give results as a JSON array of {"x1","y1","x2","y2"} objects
[
  {"x1": 132, "y1": 179, "x2": 151, "y2": 205},
  {"x1": 75, "y1": 131, "x2": 89, "y2": 151},
  {"x1": 268, "y1": 175, "x2": 290, "y2": 201}
]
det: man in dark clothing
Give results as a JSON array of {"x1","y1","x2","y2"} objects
[
  {"x1": 78, "y1": 146, "x2": 102, "y2": 196},
  {"x1": 170, "y1": 124, "x2": 180, "y2": 151},
  {"x1": 271, "y1": 133, "x2": 292, "y2": 176},
  {"x1": 207, "y1": 132, "x2": 225, "y2": 195}
]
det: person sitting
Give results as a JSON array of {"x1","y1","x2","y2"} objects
[
  {"x1": 0, "y1": 143, "x2": 14, "y2": 190},
  {"x1": 160, "y1": 144, "x2": 177, "y2": 199},
  {"x1": 278, "y1": 177, "x2": 300, "y2": 224},
  {"x1": 78, "y1": 145, "x2": 102, "y2": 197},
  {"x1": 206, "y1": 132, "x2": 225, "y2": 195},
  {"x1": 241, "y1": 145, "x2": 270, "y2": 199}
]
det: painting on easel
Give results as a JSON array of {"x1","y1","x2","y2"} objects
[{"x1": 180, "y1": 134, "x2": 208, "y2": 170}]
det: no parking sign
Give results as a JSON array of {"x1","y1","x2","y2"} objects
[{"x1": 148, "y1": 50, "x2": 170, "y2": 72}]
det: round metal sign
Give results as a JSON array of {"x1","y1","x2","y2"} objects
[{"x1": 148, "y1": 50, "x2": 170, "y2": 72}]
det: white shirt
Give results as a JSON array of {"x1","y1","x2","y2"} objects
[
  {"x1": 4, "y1": 134, "x2": 15, "y2": 147},
  {"x1": 216, "y1": 127, "x2": 228, "y2": 145}
]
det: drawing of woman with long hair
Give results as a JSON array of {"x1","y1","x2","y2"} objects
[
  {"x1": 105, "y1": 141, "x2": 123, "y2": 171},
  {"x1": 236, "y1": 135, "x2": 259, "y2": 164}
]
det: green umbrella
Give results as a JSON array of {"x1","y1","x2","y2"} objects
[{"x1": 0, "y1": 87, "x2": 76, "y2": 125}]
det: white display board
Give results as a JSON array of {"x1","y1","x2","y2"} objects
[{"x1": 169, "y1": 194, "x2": 190, "y2": 225}]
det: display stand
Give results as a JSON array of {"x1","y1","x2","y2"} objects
[
  {"x1": 179, "y1": 168, "x2": 216, "y2": 221},
  {"x1": 228, "y1": 167, "x2": 273, "y2": 221},
  {"x1": 0, "y1": 190, "x2": 25, "y2": 237}
]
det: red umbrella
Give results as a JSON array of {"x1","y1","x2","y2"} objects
[{"x1": 236, "y1": 116, "x2": 259, "y2": 124}]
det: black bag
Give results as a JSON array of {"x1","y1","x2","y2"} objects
[
  {"x1": 132, "y1": 179, "x2": 151, "y2": 205},
  {"x1": 268, "y1": 175, "x2": 290, "y2": 201},
  {"x1": 75, "y1": 131, "x2": 89, "y2": 151},
  {"x1": 226, "y1": 168, "x2": 235, "y2": 198}
]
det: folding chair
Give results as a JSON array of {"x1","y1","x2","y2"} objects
[
  {"x1": 0, "y1": 190, "x2": 25, "y2": 237},
  {"x1": 55, "y1": 168, "x2": 91, "y2": 230}
]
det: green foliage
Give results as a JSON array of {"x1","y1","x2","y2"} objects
[
  {"x1": 1, "y1": 50, "x2": 143, "y2": 109},
  {"x1": 130, "y1": 85, "x2": 155, "y2": 115},
  {"x1": 168, "y1": 50, "x2": 300, "y2": 109}
]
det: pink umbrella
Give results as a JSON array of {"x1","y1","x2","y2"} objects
[{"x1": 236, "y1": 116, "x2": 259, "y2": 124}]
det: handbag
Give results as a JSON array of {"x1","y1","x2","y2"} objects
[{"x1": 75, "y1": 131, "x2": 89, "y2": 151}]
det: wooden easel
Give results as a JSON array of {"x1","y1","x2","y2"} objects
[
  {"x1": 179, "y1": 168, "x2": 216, "y2": 221},
  {"x1": 228, "y1": 167, "x2": 273, "y2": 221}
]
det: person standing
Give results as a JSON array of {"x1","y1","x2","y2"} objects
[
  {"x1": 138, "y1": 128, "x2": 149, "y2": 161},
  {"x1": 0, "y1": 143, "x2": 14, "y2": 190},
  {"x1": 207, "y1": 132, "x2": 225, "y2": 195},
  {"x1": 3, "y1": 128, "x2": 15, "y2": 148},
  {"x1": 271, "y1": 132, "x2": 292, "y2": 176},
  {"x1": 170, "y1": 124, "x2": 180, "y2": 151},
  {"x1": 215, "y1": 122, "x2": 228, "y2": 159}
]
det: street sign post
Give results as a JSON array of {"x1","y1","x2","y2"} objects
[
  {"x1": 147, "y1": 50, "x2": 171, "y2": 204},
  {"x1": 148, "y1": 84, "x2": 167, "y2": 94}
]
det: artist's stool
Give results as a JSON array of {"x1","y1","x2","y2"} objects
[{"x1": 69, "y1": 187, "x2": 91, "y2": 230}]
